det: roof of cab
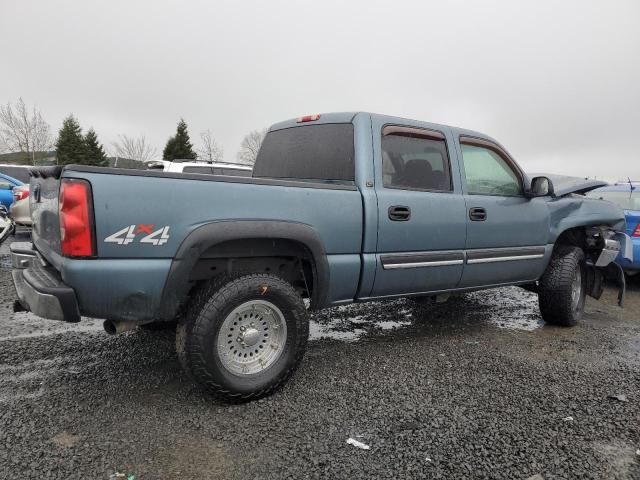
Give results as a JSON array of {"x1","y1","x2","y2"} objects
[{"x1": 268, "y1": 112, "x2": 498, "y2": 144}]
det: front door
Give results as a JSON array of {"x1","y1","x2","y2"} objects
[
  {"x1": 456, "y1": 137, "x2": 551, "y2": 288},
  {"x1": 370, "y1": 124, "x2": 467, "y2": 298}
]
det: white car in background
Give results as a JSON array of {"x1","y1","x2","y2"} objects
[
  {"x1": 146, "y1": 160, "x2": 252, "y2": 176},
  {"x1": 10, "y1": 184, "x2": 31, "y2": 226},
  {"x1": 0, "y1": 165, "x2": 32, "y2": 228}
]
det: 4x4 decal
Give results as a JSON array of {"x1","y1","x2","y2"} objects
[{"x1": 104, "y1": 225, "x2": 170, "y2": 246}]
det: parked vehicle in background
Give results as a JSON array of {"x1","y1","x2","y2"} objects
[
  {"x1": 0, "y1": 205, "x2": 14, "y2": 245},
  {"x1": 0, "y1": 173, "x2": 23, "y2": 209},
  {"x1": 0, "y1": 164, "x2": 31, "y2": 184},
  {"x1": 10, "y1": 184, "x2": 31, "y2": 226},
  {"x1": 588, "y1": 181, "x2": 640, "y2": 274},
  {"x1": 11, "y1": 112, "x2": 632, "y2": 402},
  {"x1": 148, "y1": 160, "x2": 252, "y2": 176}
]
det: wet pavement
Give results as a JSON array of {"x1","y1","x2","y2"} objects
[{"x1": 0, "y1": 235, "x2": 639, "y2": 479}]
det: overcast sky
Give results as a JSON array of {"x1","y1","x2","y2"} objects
[{"x1": 1, "y1": 0, "x2": 639, "y2": 179}]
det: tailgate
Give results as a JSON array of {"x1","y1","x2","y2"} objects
[{"x1": 29, "y1": 166, "x2": 64, "y2": 268}]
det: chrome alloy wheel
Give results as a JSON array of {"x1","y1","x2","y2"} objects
[
  {"x1": 216, "y1": 300, "x2": 287, "y2": 376},
  {"x1": 571, "y1": 266, "x2": 582, "y2": 311}
]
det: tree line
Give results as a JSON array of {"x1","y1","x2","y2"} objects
[{"x1": 0, "y1": 97, "x2": 265, "y2": 167}]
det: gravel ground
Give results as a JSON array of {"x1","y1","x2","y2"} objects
[{"x1": 1, "y1": 234, "x2": 639, "y2": 479}]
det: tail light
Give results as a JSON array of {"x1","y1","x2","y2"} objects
[
  {"x1": 13, "y1": 188, "x2": 29, "y2": 201},
  {"x1": 633, "y1": 224, "x2": 640, "y2": 237},
  {"x1": 59, "y1": 179, "x2": 96, "y2": 257}
]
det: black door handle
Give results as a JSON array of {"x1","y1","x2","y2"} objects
[
  {"x1": 469, "y1": 207, "x2": 487, "y2": 221},
  {"x1": 388, "y1": 205, "x2": 411, "y2": 221}
]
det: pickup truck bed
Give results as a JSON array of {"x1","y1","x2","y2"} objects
[{"x1": 11, "y1": 112, "x2": 632, "y2": 401}]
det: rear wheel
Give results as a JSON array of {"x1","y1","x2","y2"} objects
[
  {"x1": 538, "y1": 245, "x2": 586, "y2": 326},
  {"x1": 176, "y1": 274, "x2": 309, "y2": 402}
]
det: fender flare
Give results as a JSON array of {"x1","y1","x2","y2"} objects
[{"x1": 158, "y1": 220, "x2": 330, "y2": 319}]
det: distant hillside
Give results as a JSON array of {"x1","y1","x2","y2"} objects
[{"x1": 0, "y1": 151, "x2": 57, "y2": 165}]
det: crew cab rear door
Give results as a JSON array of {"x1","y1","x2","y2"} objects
[
  {"x1": 455, "y1": 136, "x2": 550, "y2": 288},
  {"x1": 369, "y1": 121, "x2": 467, "y2": 297}
]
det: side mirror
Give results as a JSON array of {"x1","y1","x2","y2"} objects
[{"x1": 528, "y1": 176, "x2": 554, "y2": 197}]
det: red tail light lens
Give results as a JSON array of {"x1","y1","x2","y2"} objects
[
  {"x1": 13, "y1": 188, "x2": 29, "y2": 201},
  {"x1": 59, "y1": 179, "x2": 95, "y2": 257},
  {"x1": 633, "y1": 224, "x2": 640, "y2": 238}
]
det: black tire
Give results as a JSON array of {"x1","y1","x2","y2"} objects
[
  {"x1": 176, "y1": 274, "x2": 309, "y2": 402},
  {"x1": 538, "y1": 245, "x2": 586, "y2": 326}
]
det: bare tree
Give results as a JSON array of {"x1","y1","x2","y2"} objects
[
  {"x1": 197, "y1": 129, "x2": 224, "y2": 163},
  {"x1": 110, "y1": 134, "x2": 157, "y2": 162},
  {"x1": 236, "y1": 129, "x2": 266, "y2": 165},
  {"x1": 0, "y1": 98, "x2": 53, "y2": 162}
]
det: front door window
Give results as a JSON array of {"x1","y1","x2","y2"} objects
[{"x1": 461, "y1": 144, "x2": 523, "y2": 196}]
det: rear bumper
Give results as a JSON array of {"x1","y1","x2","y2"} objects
[{"x1": 11, "y1": 243, "x2": 80, "y2": 323}]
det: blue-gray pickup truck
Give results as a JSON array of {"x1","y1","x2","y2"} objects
[{"x1": 10, "y1": 112, "x2": 633, "y2": 401}]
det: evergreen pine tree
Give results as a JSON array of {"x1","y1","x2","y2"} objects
[
  {"x1": 55, "y1": 115, "x2": 86, "y2": 165},
  {"x1": 83, "y1": 128, "x2": 108, "y2": 166},
  {"x1": 163, "y1": 136, "x2": 177, "y2": 160},
  {"x1": 163, "y1": 119, "x2": 196, "y2": 160}
]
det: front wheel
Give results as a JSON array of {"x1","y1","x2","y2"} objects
[
  {"x1": 176, "y1": 274, "x2": 309, "y2": 402},
  {"x1": 538, "y1": 245, "x2": 586, "y2": 327}
]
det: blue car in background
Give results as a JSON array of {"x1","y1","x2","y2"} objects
[
  {"x1": 0, "y1": 173, "x2": 24, "y2": 209},
  {"x1": 589, "y1": 181, "x2": 640, "y2": 274}
]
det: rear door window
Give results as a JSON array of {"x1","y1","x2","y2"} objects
[
  {"x1": 253, "y1": 124, "x2": 354, "y2": 182},
  {"x1": 381, "y1": 126, "x2": 452, "y2": 192}
]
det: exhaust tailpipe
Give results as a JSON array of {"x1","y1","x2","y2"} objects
[{"x1": 103, "y1": 319, "x2": 149, "y2": 335}]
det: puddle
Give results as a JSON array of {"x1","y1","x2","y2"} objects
[
  {"x1": 466, "y1": 287, "x2": 545, "y2": 332},
  {"x1": 0, "y1": 281, "x2": 542, "y2": 346},
  {"x1": 309, "y1": 287, "x2": 544, "y2": 342},
  {"x1": 309, "y1": 300, "x2": 413, "y2": 342}
]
